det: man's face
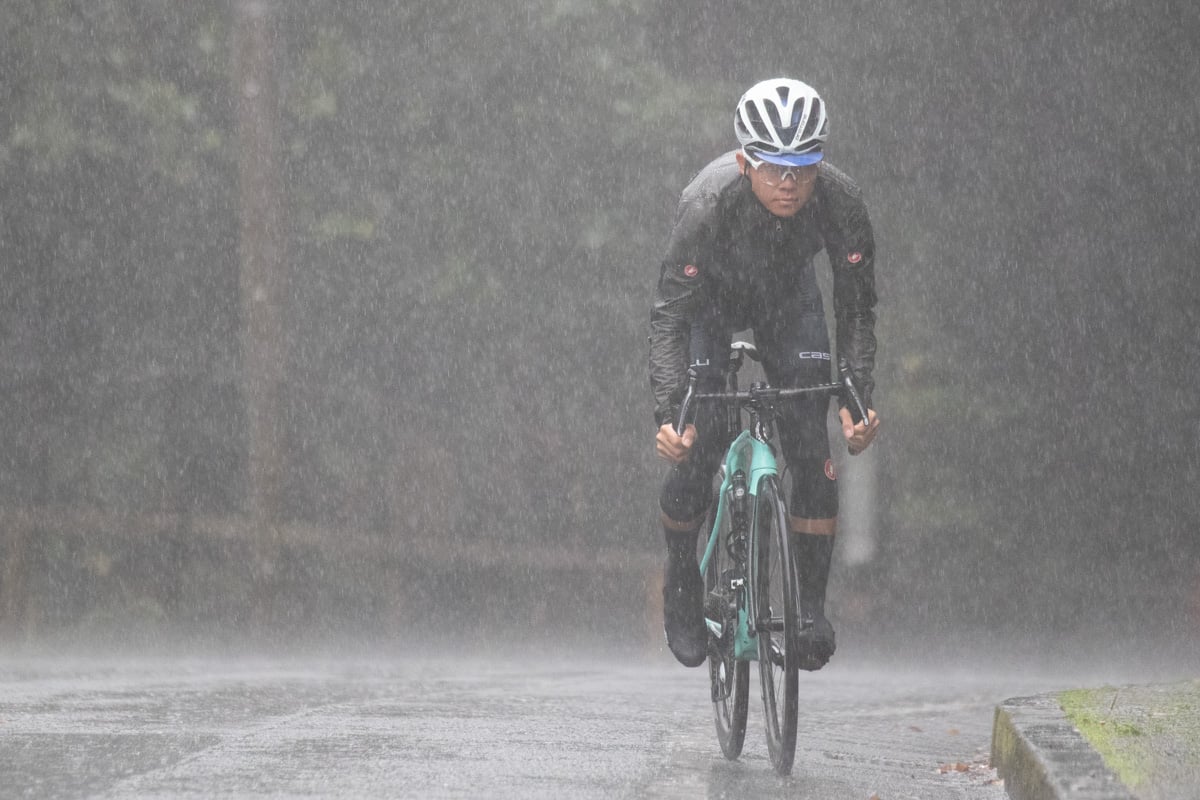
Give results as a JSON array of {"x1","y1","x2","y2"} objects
[{"x1": 735, "y1": 151, "x2": 818, "y2": 218}]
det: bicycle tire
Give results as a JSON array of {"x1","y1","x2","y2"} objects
[
  {"x1": 704, "y1": 496, "x2": 749, "y2": 759},
  {"x1": 753, "y1": 474, "x2": 799, "y2": 776}
]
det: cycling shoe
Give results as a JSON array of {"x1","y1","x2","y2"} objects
[
  {"x1": 663, "y1": 560, "x2": 707, "y2": 667},
  {"x1": 794, "y1": 612, "x2": 836, "y2": 671}
]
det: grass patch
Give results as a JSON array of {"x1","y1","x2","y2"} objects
[
  {"x1": 1059, "y1": 687, "x2": 1150, "y2": 789},
  {"x1": 1059, "y1": 681, "x2": 1200, "y2": 794}
]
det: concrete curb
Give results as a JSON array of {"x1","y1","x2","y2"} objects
[{"x1": 991, "y1": 694, "x2": 1135, "y2": 800}]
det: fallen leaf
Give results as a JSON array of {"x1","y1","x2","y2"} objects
[
  {"x1": 909, "y1": 725, "x2": 923, "y2": 732},
  {"x1": 947, "y1": 727, "x2": 960, "y2": 735},
  {"x1": 938, "y1": 762, "x2": 971, "y2": 774}
]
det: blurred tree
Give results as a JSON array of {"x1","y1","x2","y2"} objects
[
  {"x1": 232, "y1": 0, "x2": 288, "y2": 530},
  {"x1": 0, "y1": 0, "x2": 1196, "y2": 637}
]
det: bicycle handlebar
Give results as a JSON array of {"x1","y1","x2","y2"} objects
[{"x1": 673, "y1": 358, "x2": 869, "y2": 436}]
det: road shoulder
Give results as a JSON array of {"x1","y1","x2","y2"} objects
[{"x1": 991, "y1": 693, "x2": 1135, "y2": 800}]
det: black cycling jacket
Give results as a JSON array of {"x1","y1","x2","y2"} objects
[{"x1": 649, "y1": 151, "x2": 877, "y2": 427}]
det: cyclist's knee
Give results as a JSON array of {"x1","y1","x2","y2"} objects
[
  {"x1": 789, "y1": 457, "x2": 839, "y2": 519},
  {"x1": 660, "y1": 472, "x2": 712, "y2": 526}
]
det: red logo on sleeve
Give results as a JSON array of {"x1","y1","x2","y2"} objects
[
  {"x1": 847, "y1": 252, "x2": 863, "y2": 264},
  {"x1": 824, "y1": 459, "x2": 837, "y2": 480},
  {"x1": 683, "y1": 264, "x2": 699, "y2": 278}
]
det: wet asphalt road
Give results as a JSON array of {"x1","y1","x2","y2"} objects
[{"x1": 0, "y1": 650, "x2": 1082, "y2": 799}]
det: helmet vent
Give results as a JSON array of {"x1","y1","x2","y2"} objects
[
  {"x1": 744, "y1": 104, "x2": 769, "y2": 141},
  {"x1": 765, "y1": 102, "x2": 784, "y2": 131},
  {"x1": 799, "y1": 100, "x2": 824, "y2": 142}
]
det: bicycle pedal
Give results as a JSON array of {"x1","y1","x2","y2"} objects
[{"x1": 710, "y1": 672, "x2": 731, "y2": 703}]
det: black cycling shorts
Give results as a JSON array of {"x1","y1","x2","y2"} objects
[{"x1": 659, "y1": 309, "x2": 838, "y2": 524}]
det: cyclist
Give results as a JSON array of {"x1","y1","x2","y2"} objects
[{"x1": 650, "y1": 78, "x2": 880, "y2": 669}]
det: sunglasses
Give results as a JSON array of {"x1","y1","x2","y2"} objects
[{"x1": 743, "y1": 151, "x2": 819, "y2": 186}]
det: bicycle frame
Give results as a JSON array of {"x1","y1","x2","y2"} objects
[
  {"x1": 699, "y1": 429, "x2": 778, "y2": 661},
  {"x1": 679, "y1": 343, "x2": 867, "y2": 776},
  {"x1": 688, "y1": 350, "x2": 863, "y2": 665}
]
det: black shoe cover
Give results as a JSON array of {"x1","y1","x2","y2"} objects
[
  {"x1": 663, "y1": 559, "x2": 707, "y2": 667},
  {"x1": 795, "y1": 613, "x2": 836, "y2": 671}
]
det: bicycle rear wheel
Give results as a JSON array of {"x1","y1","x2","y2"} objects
[
  {"x1": 754, "y1": 474, "x2": 799, "y2": 776},
  {"x1": 704, "y1": 496, "x2": 749, "y2": 759}
]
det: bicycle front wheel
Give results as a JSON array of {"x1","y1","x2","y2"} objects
[
  {"x1": 704, "y1": 496, "x2": 749, "y2": 759},
  {"x1": 753, "y1": 474, "x2": 799, "y2": 776}
]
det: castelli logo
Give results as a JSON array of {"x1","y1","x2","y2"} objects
[
  {"x1": 847, "y1": 252, "x2": 863, "y2": 264},
  {"x1": 683, "y1": 264, "x2": 699, "y2": 278},
  {"x1": 824, "y1": 459, "x2": 837, "y2": 480}
]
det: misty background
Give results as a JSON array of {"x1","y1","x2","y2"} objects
[{"x1": 0, "y1": 0, "x2": 1197, "y2": 659}]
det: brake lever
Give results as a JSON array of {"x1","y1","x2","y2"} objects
[
  {"x1": 838, "y1": 359, "x2": 869, "y2": 425},
  {"x1": 674, "y1": 368, "x2": 699, "y2": 436}
]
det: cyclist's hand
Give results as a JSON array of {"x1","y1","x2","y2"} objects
[
  {"x1": 839, "y1": 407, "x2": 879, "y2": 456},
  {"x1": 656, "y1": 423, "x2": 696, "y2": 464}
]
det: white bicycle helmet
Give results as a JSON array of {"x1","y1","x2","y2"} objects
[{"x1": 734, "y1": 78, "x2": 828, "y2": 166}]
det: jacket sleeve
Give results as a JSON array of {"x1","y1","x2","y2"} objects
[
  {"x1": 649, "y1": 196, "x2": 711, "y2": 427},
  {"x1": 818, "y1": 175, "x2": 878, "y2": 410}
]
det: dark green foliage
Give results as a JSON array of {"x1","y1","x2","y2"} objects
[{"x1": 1, "y1": 0, "x2": 1198, "y2": 638}]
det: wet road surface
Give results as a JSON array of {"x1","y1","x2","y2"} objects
[{"x1": 0, "y1": 650, "x2": 1081, "y2": 799}]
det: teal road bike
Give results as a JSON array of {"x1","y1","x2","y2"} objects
[{"x1": 674, "y1": 341, "x2": 868, "y2": 777}]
